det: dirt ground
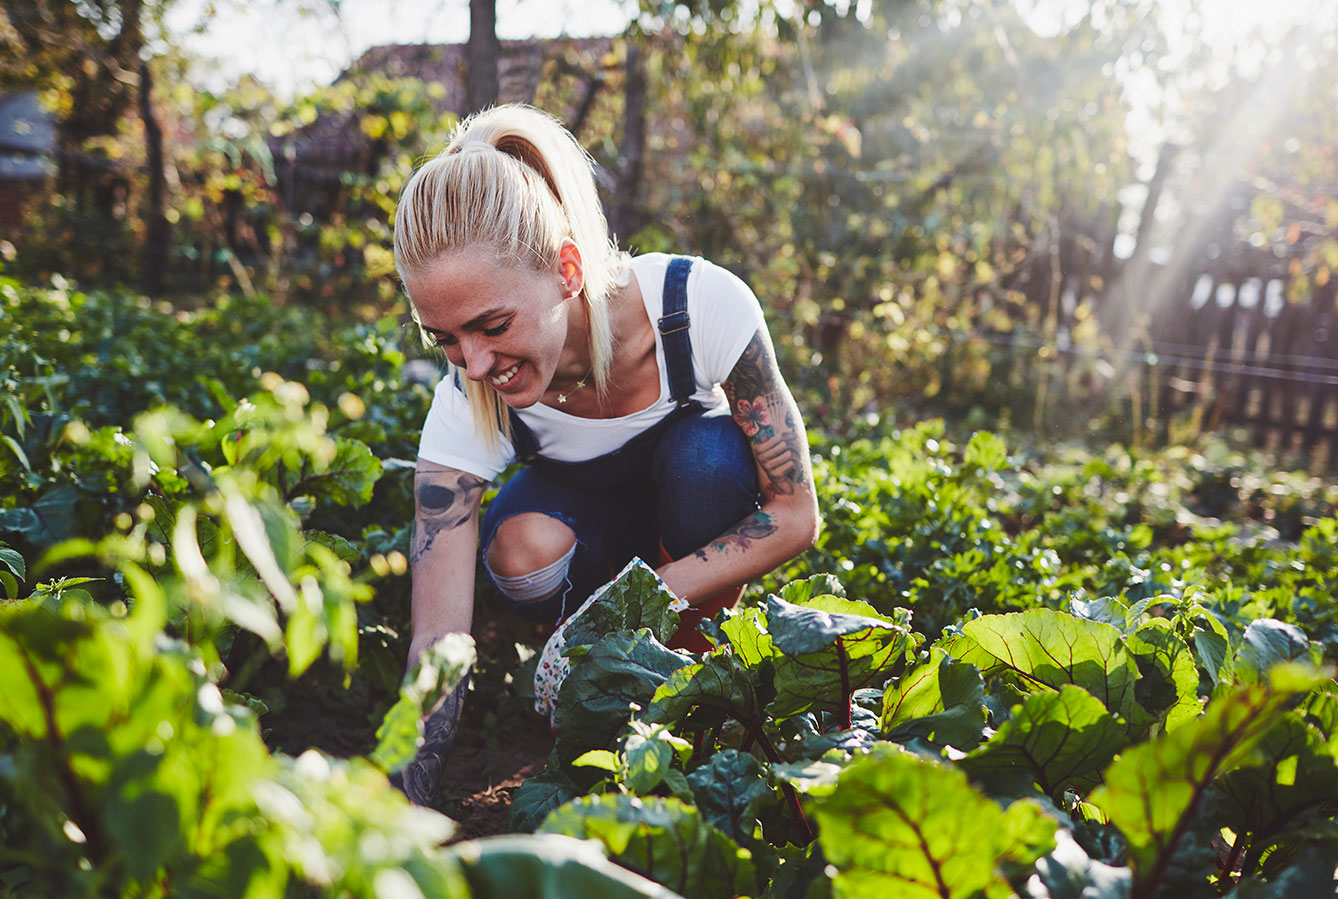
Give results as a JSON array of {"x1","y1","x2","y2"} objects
[
  {"x1": 430, "y1": 604, "x2": 555, "y2": 839},
  {"x1": 262, "y1": 600, "x2": 554, "y2": 840}
]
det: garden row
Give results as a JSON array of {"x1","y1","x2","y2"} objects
[{"x1": 4, "y1": 278, "x2": 1338, "y2": 897}]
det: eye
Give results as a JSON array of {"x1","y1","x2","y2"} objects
[
  {"x1": 482, "y1": 319, "x2": 512, "y2": 337},
  {"x1": 431, "y1": 333, "x2": 457, "y2": 348}
]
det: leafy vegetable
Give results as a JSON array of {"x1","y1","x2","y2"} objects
[
  {"x1": 553, "y1": 629, "x2": 692, "y2": 767},
  {"x1": 811, "y1": 743, "x2": 1056, "y2": 898},
  {"x1": 879, "y1": 647, "x2": 987, "y2": 749},
  {"x1": 541, "y1": 794, "x2": 757, "y2": 898}
]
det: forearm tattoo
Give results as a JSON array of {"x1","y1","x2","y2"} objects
[
  {"x1": 391, "y1": 674, "x2": 470, "y2": 806},
  {"x1": 410, "y1": 470, "x2": 486, "y2": 565},
  {"x1": 693, "y1": 511, "x2": 779, "y2": 562},
  {"x1": 724, "y1": 331, "x2": 809, "y2": 500}
]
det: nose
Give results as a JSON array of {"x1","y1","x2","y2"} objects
[{"x1": 459, "y1": 337, "x2": 495, "y2": 382}]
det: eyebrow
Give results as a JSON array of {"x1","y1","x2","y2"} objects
[{"x1": 419, "y1": 307, "x2": 508, "y2": 336}]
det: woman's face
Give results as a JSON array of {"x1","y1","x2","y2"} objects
[{"x1": 404, "y1": 243, "x2": 585, "y2": 408}]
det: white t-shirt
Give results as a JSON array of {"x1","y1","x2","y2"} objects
[{"x1": 416, "y1": 253, "x2": 766, "y2": 480}]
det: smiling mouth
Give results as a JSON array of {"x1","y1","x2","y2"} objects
[{"x1": 490, "y1": 363, "x2": 521, "y2": 387}]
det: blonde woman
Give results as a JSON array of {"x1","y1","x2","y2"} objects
[{"x1": 392, "y1": 104, "x2": 819, "y2": 804}]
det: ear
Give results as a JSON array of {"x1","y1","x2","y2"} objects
[{"x1": 557, "y1": 238, "x2": 585, "y2": 298}]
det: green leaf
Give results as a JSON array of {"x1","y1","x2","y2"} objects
[
  {"x1": 768, "y1": 594, "x2": 902, "y2": 655},
  {"x1": 561, "y1": 561, "x2": 684, "y2": 658},
  {"x1": 777, "y1": 573, "x2": 847, "y2": 604},
  {"x1": 686, "y1": 749, "x2": 775, "y2": 846},
  {"x1": 647, "y1": 651, "x2": 768, "y2": 735},
  {"x1": 510, "y1": 767, "x2": 582, "y2": 834},
  {"x1": 4, "y1": 393, "x2": 24, "y2": 440},
  {"x1": 772, "y1": 757, "x2": 850, "y2": 798},
  {"x1": 943, "y1": 609, "x2": 1141, "y2": 721},
  {"x1": 0, "y1": 484, "x2": 78, "y2": 549},
  {"x1": 450, "y1": 833, "x2": 681, "y2": 898},
  {"x1": 0, "y1": 600, "x2": 135, "y2": 739},
  {"x1": 540, "y1": 793, "x2": 757, "y2": 898},
  {"x1": 718, "y1": 605, "x2": 777, "y2": 667},
  {"x1": 1125, "y1": 620, "x2": 1201, "y2": 730},
  {"x1": 1205, "y1": 713, "x2": 1338, "y2": 856},
  {"x1": 284, "y1": 583, "x2": 324, "y2": 677},
  {"x1": 120, "y1": 561, "x2": 167, "y2": 653},
  {"x1": 573, "y1": 750, "x2": 619, "y2": 772},
  {"x1": 294, "y1": 436, "x2": 383, "y2": 508},
  {"x1": 1235, "y1": 619, "x2": 1313, "y2": 685},
  {"x1": 303, "y1": 529, "x2": 361, "y2": 564},
  {"x1": 764, "y1": 595, "x2": 915, "y2": 721},
  {"x1": 105, "y1": 776, "x2": 182, "y2": 880},
  {"x1": 1227, "y1": 846, "x2": 1338, "y2": 898},
  {"x1": 761, "y1": 841, "x2": 834, "y2": 899},
  {"x1": 1195, "y1": 627, "x2": 1234, "y2": 687},
  {"x1": 0, "y1": 546, "x2": 24, "y2": 582},
  {"x1": 623, "y1": 721, "x2": 691, "y2": 795},
  {"x1": 959, "y1": 685, "x2": 1127, "y2": 797},
  {"x1": 812, "y1": 743, "x2": 1056, "y2": 898},
  {"x1": 1, "y1": 434, "x2": 31, "y2": 472},
  {"x1": 1184, "y1": 601, "x2": 1234, "y2": 686},
  {"x1": 1301, "y1": 686, "x2": 1338, "y2": 740},
  {"x1": 370, "y1": 633, "x2": 476, "y2": 774},
  {"x1": 880, "y1": 647, "x2": 986, "y2": 749},
  {"x1": 554, "y1": 629, "x2": 692, "y2": 768},
  {"x1": 963, "y1": 430, "x2": 1007, "y2": 472},
  {"x1": 1090, "y1": 681, "x2": 1310, "y2": 894}
]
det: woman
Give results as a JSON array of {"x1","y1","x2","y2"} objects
[{"x1": 392, "y1": 104, "x2": 818, "y2": 805}]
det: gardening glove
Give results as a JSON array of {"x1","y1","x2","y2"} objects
[
  {"x1": 533, "y1": 558, "x2": 687, "y2": 725},
  {"x1": 390, "y1": 671, "x2": 471, "y2": 806}
]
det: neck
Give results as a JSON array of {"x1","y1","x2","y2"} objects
[{"x1": 555, "y1": 290, "x2": 595, "y2": 386}]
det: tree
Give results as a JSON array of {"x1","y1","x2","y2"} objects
[
  {"x1": 1, "y1": 0, "x2": 172, "y2": 288},
  {"x1": 466, "y1": 0, "x2": 500, "y2": 115}
]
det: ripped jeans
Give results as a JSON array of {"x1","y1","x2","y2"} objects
[{"x1": 480, "y1": 406, "x2": 760, "y2": 624}]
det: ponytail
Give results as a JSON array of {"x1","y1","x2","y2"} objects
[{"x1": 394, "y1": 104, "x2": 629, "y2": 447}]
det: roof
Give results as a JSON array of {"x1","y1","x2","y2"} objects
[
  {"x1": 272, "y1": 37, "x2": 618, "y2": 171},
  {"x1": 348, "y1": 37, "x2": 617, "y2": 116}
]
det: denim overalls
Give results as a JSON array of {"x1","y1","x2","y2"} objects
[{"x1": 479, "y1": 257, "x2": 761, "y2": 624}]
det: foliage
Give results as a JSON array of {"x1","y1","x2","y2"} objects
[
  {"x1": 0, "y1": 288, "x2": 680, "y2": 894},
  {"x1": 518, "y1": 551, "x2": 1338, "y2": 897},
  {"x1": 7, "y1": 273, "x2": 1338, "y2": 894}
]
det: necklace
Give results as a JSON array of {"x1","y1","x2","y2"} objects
[{"x1": 556, "y1": 369, "x2": 593, "y2": 404}]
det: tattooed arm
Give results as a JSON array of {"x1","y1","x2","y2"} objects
[
  {"x1": 394, "y1": 460, "x2": 486, "y2": 806},
  {"x1": 406, "y1": 460, "x2": 487, "y2": 664},
  {"x1": 657, "y1": 328, "x2": 820, "y2": 604}
]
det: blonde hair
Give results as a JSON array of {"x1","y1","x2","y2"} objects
[{"x1": 394, "y1": 104, "x2": 629, "y2": 446}]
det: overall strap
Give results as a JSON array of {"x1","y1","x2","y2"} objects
[
  {"x1": 659, "y1": 256, "x2": 696, "y2": 407},
  {"x1": 507, "y1": 407, "x2": 540, "y2": 463},
  {"x1": 507, "y1": 254, "x2": 698, "y2": 467}
]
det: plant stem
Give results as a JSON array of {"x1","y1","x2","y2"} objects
[
  {"x1": 1222, "y1": 833, "x2": 1245, "y2": 882},
  {"x1": 837, "y1": 636, "x2": 852, "y2": 731},
  {"x1": 749, "y1": 724, "x2": 815, "y2": 844},
  {"x1": 21, "y1": 650, "x2": 108, "y2": 865}
]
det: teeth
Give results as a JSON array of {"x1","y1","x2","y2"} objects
[{"x1": 490, "y1": 363, "x2": 520, "y2": 386}]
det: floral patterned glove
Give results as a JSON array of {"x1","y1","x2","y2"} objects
[{"x1": 533, "y1": 558, "x2": 686, "y2": 725}]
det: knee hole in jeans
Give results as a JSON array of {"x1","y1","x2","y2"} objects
[{"x1": 485, "y1": 513, "x2": 578, "y2": 603}]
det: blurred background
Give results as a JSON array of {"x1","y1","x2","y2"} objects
[{"x1": 3, "y1": 0, "x2": 1336, "y2": 461}]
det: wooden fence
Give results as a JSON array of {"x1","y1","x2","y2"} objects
[
  {"x1": 1148, "y1": 266, "x2": 1338, "y2": 464},
  {"x1": 971, "y1": 215, "x2": 1338, "y2": 467}
]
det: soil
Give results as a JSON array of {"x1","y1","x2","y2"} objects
[
  {"x1": 429, "y1": 604, "x2": 555, "y2": 840},
  {"x1": 260, "y1": 598, "x2": 554, "y2": 841}
]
